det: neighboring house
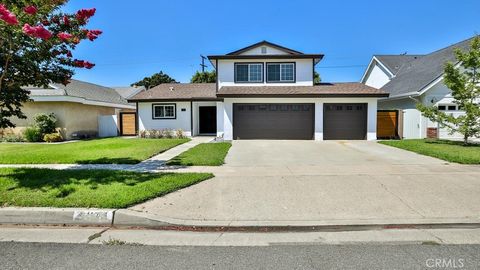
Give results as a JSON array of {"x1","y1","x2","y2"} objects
[
  {"x1": 361, "y1": 37, "x2": 475, "y2": 139},
  {"x1": 129, "y1": 41, "x2": 388, "y2": 140},
  {"x1": 2, "y1": 79, "x2": 135, "y2": 139}
]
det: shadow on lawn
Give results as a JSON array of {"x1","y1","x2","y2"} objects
[
  {"x1": 424, "y1": 139, "x2": 480, "y2": 147},
  {"x1": 3, "y1": 168, "x2": 174, "y2": 191},
  {"x1": 74, "y1": 157, "x2": 142, "y2": 164}
]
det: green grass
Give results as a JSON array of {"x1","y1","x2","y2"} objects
[
  {"x1": 379, "y1": 139, "x2": 480, "y2": 164},
  {"x1": 0, "y1": 137, "x2": 189, "y2": 164},
  {"x1": 167, "y1": 142, "x2": 232, "y2": 166},
  {"x1": 0, "y1": 168, "x2": 213, "y2": 208}
]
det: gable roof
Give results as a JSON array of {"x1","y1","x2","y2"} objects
[
  {"x1": 128, "y1": 83, "x2": 218, "y2": 101},
  {"x1": 375, "y1": 55, "x2": 423, "y2": 75},
  {"x1": 380, "y1": 36, "x2": 476, "y2": 97},
  {"x1": 113, "y1": 86, "x2": 146, "y2": 99},
  {"x1": 226, "y1": 40, "x2": 305, "y2": 55},
  {"x1": 26, "y1": 79, "x2": 132, "y2": 108},
  {"x1": 208, "y1": 41, "x2": 324, "y2": 65}
]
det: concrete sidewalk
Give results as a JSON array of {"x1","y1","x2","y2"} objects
[{"x1": 0, "y1": 136, "x2": 214, "y2": 172}]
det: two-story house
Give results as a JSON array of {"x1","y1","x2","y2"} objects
[{"x1": 129, "y1": 41, "x2": 388, "y2": 140}]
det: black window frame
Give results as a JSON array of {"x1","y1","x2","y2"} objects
[
  {"x1": 152, "y1": 103, "x2": 176, "y2": 120},
  {"x1": 266, "y1": 62, "x2": 296, "y2": 83},
  {"x1": 234, "y1": 62, "x2": 264, "y2": 83}
]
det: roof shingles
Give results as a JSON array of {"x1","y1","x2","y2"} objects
[
  {"x1": 128, "y1": 82, "x2": 387, "y2": 100},
  {"x1": 217, "y1": 83, "x2": 387, "y2": 97},
  {"x1": 380, "y1": 37, "x2": 475, "y2": 97},
  {"x1": 128, "y1": 83, "x2": 218, "y2": 101}
]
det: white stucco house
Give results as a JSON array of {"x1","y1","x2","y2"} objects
[
  {"x1": 129, "y1": 41, "x2": 388, "y2": 140},
  {"x1": 361, "y1": 37, "x2": 476, "y2": 139}
]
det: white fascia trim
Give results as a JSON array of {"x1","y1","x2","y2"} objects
[
  {"x1": 382, "y1": 92, "x2": 420, "y2": 101},
  {"x1": 373, "y1": 56, "x2": 395, "y2": 78},
  {"x1": 361, "y1": 56, "x2": 395, "y2": 83},
  {"x1": 418, "y1": 75, "x2": 445, "y2": 96},
  {"x1": 417, "y1": 62, "x2": 462, "y2": 96},
  {"x1": 360, "y1": 57, "x2": 377, "y2": 83},
  {"x1": 30, "y1": 95, "x2": 135, "y2": 109}
]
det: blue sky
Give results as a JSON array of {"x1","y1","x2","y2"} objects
[{"x1": 64, "y1": 0, "x2": 480, "y2": 87}]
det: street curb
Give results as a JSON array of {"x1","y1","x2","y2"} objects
[
  {"x1": 0, "y1": 207, "x2": 115, "y2": 226},
  {"x1": 2, "y1": 207, "x2": 480, "y2": 232}
]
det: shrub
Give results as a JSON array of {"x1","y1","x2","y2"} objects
[
  {"x1": 43, "y1": 133, "x2": 63, "y2": 143},
  {"x1": 141, "y1": 129, "x2": 186, "y2": 139},
  {"x1": 163, "y1": 129, "x2": 174, "y2": 138},
  {"x1": 23, "y1": 126, "x2": 42, "y2": 142},
  {"x1": 1, "y1": 134, "x2": 25, "y2": 142},
  {"x1": 175, "y1": 129, "x2": 186, "y2": 139},
  {"x1": 33, "y1": 113, "x2": 57, "y2": 136}
]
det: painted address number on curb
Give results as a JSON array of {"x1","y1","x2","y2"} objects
[{"x1": 73, "y1": 210, "x2": 113, "y2": 222}]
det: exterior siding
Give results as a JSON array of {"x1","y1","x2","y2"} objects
[
  {"x1": 364, "y1": 64, "x2": 391, "y2": 89},
  {"x1": 217, "y1": 59, "x2": 314, "y2": 88},
  {"x1": 238, "y1": 45, "x2": 289, "y2": 55},
  {"x1": 137, "y1": 101, "x2": 192, "y2": 136}
]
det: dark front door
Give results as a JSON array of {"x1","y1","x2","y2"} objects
[
  {"x1": 323, "y1": 103, "x2": 367, "y2": 140},
  {"x1": 199, "y1": 106, "x2": 217, "y2": 134},
  {"x1": 233, "y1": 104, "x2": 314, "y2": 140}
]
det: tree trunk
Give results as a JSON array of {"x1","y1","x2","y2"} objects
[{"x1": 463, "y1": 134, "x2": 469, "y2": 146}]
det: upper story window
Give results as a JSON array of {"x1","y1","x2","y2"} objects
[
  {"x1": 235, "y1": 63, "x2": 263, "y2": 83},
  {"x1": 267, "y1": 63, "x2": 295, "y2": 83},
  {"x1": 153, "y1": 104, "x2": 176, "y2": 119},
  {"x1": 438, "y1": 104, "x2": 458, "y2": 111}
]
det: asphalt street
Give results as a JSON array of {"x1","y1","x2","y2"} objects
[{"x1": 1, "y1": 242, "x2": 479, "y2": 270}]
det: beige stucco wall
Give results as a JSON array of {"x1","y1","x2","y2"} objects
[{"x1": 1, "y1": 101, "x2": 116, "y2": 139}]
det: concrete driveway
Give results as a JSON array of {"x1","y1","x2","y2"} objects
[{"x1": 131, "y1": 140, "x2": 480, "y2": 226}]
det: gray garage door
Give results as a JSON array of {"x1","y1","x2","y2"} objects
[
  {"x1": 233, "y1": 104, "x2": 314, "y2": 140},
  {"x1": 323, "y1": 103, "x2": 367, "y2": 140}
]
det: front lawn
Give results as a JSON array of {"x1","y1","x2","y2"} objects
[
  {"x1": 0, "y1": 168, "x2": 213, "y2": 208},
  {"x1": 0, "y1": 137, "x2": 189, "y2": 164},
  {"x1": 167, "y1": 142, "x2": 232, "y2": 166},
  {"x1": 379, "y1": 139, "x2": 480, "y2": 164}
]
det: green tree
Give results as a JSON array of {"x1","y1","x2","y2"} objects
[
  {"x1": 0, "y1": 1, "x2": 101, "y2": 128},
  {"x1": 131, "y1": 71, "x2": 177, "y2": 89},
  {"x1": 417, "y1": 36, "x2": 480, "y2": 145},
  {"x1": 314, "y1": 71, "x2": 321, "y2": 84},
  {"x1": 190, "y1": 70, "x2": 216, "y2": 83}
]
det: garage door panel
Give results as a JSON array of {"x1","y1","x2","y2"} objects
[
  {"x1": 323, "y1": 103, "x2": 367, "y2": 140},
  {"x1": 233, "y1": 104, "x2": 314, "y2": 140}
]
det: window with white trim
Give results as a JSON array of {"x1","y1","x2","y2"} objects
[
  {"x1": 267, "y1": 63, "x2": 295, "y2": 82},
  {"x1": 153, "y1": 104, "x2": 176, "y2": 119},
  {"x1": 437, "y1": 104, "x2": 458, "y2": 111},
  {"x1": 235, "y1": 63, "x2": 263, "y2": 83}
]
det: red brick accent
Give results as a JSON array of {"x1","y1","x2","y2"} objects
[{"x1": 427, "y1": 128, "x2": 438, "y2": 139}]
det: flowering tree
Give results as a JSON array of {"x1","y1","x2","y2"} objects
[{"x1": 0, "y1": 0, "x2": 102, "y2": 128}]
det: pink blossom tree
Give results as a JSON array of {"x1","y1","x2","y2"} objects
[{"x1": 0, "y1": 0, "x2": 102, "y2": 128}]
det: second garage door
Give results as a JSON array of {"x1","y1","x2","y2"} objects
[
  {"x1": 233, "y1": 103, "x2": 314, "y2": 140},
  {"x1": 323, "y1": 103, "x2": 367, "y2": 140}
]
